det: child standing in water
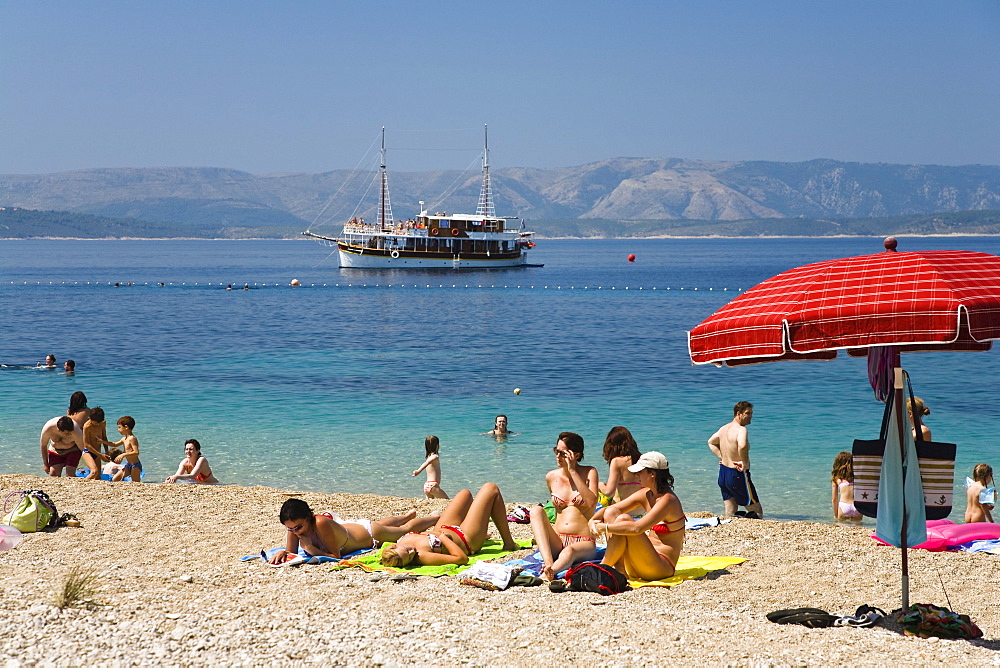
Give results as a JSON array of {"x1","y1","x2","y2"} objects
[
  {"x1": 110, "y1": 416, "x2": 141, "y2": 482},
  {"x1": 831, "y1": 451, "x2": 862, "y2": 524},
  {"x1": 413, "y1": 435, "x2": 448, "y2": 499},
  {"x1": 965, "y1": 463, "x2": 995, "y2": 523}
]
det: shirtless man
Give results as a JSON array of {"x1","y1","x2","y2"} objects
[
  {"x1": 40, "y1": 415, "x2": 84, "y2": 477},
  {"x1": 708, "y1": 401, "x2": 763, "y2": 518}
]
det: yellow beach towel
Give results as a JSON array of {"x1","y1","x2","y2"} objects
[{"x1": 628, "y1": 555, "x2": 746, "y2": 588}]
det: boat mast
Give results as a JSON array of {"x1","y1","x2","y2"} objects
[
  {"x1": 377, "y1": 127, "x2": 394, "y2": 230},
  {"x1": 476, "y1": 124, "x2": 496, "y2": 218}
]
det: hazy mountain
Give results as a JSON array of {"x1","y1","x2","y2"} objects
[{"x1": 2, "y1": 158, "x2": 1000, "y2": 237}]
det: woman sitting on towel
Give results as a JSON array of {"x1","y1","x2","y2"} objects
[
  {"x1": 165, "y1": 439, "x2": 219, "y2": 484},
  {"x1": 589, "y1": 451, "x2": 685, "y2": 581},
  {"x1": 272, "y1": 499, "x2": 438, "y2": 564},
  {"x1": 530, "y1": 432, "x2": 600, "y2": 580},
  {"x1": 379, "y1": 483, "x2": 519, "y2": 567}
]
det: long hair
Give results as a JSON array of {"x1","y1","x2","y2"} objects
[
  {"x1": 424, "y1": 435, "x2": 440, "y2": 456},
  {"x1": 907, "y1": 397, "x2": 930, "y2": 417},
  {"x1": 379, "y1": 543, "x2": 412, "y2": 567},
  {"x1": 279, "y1": 498, "x2": 312, "y2": 524},
  {"x1": 602, "y1": 426, "x2": 641, "y2": 464},
  {"x1": 68, "y1": 391, "x2": 88, "y2": 414},
  {"x1": 831, "y1": 451, "x2": 853, "y2": 483},
  {"x1": 652, "y1": 468, "x2": 675, "y2": 494},
  {"x1": 973, "y1": 463, "x2": 994, "y2": 485},
  {"x1": 557, "y1": 431, "x2": 585, "y2": 462}
]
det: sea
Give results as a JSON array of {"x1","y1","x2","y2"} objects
[{"x1": 3, "y1": 236, "x2": 1000, "y2": 523}]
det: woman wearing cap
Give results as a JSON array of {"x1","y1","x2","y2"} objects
[
  {"x1": 530, "y1": 432, "x2": 600, "y2": 581},
  {"x1": 589, "y1": 451, "x2": 685, "y2": 580}
]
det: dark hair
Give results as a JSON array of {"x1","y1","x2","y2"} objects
[
  {"x1": 89, "y1": 406, "x2": 105, "y2": 423},
  {"x1": 652, "y1": 468, "x2": 675, "y2": 494},
  {"x1": 68, "y1": 391, "x2": 88, "y2": 414},
  {"x1": 495, "y1": 414, "x2": 507, "y2": 425},
  {"x1": 602, "y1": 426, "x2": 640, "y2": 464},
  {"x1": 56, "y1": 416, "x2": 75, "y2": 432},
  {"x1": 279, "y1": 498, "x2": 313, "y2": 524},
  {"x1": 64, "y1": 360, "x2": 75, "y2": 370},
  {"x1": 424, "y1": 435, "x2": 440, "y2": 456},
  {"x1": 108, "y1": 448, "x2": 124, "y2": 460},
  {"x1": 557, "y1": 431, "x2": 585, "y2": 462},
  {"x1": 733, "y1": 400, "x2": 753, "y2": 416},
  {"x1": 117, "y1": 415, "x2": 135, "y2": 430},
  {"x1": 185, "y1": 439, "x2": 202, "y2": 452}
]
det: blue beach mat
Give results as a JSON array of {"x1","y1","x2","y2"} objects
[
  {"x1": 76, "y1": 468, "x2": 145, "y2": 481},
  {"x1": 242, "y1": 546, "x2": 374, "y2": 565}
]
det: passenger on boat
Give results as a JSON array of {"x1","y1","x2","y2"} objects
[
  {"x1": 379, "y1": 483, "x2": 519, "y2": 566},
  {"x1": 589, "y1": 451, "x2": 685, "y2": 581},
  {"x1": 529, "y1": 432, "x2": 599, "y2": 580}
]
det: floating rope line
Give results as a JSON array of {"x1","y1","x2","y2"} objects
[{"x1": 4, "y1": 280, "x2": 742, "y2": 292}]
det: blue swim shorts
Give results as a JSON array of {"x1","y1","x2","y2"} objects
[{"x1": 718, "y1": 464, "x2": 758, "y2": 507}]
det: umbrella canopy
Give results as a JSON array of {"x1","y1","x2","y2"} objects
[{"x1": 688, "y1": 244, "x2": 1000, "y2": 367}]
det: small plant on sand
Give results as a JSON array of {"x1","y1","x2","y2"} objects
[{"x1": 53, "y1": 566, "x2": 103, "y2": 610}]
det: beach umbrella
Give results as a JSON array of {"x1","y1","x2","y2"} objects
[{"x1": 687, "y1": 238, "x2": 1000, "y2": 608}]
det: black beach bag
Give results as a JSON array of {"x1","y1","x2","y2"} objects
[
  {"x1": 852, "y1": 374, "x2": 956, "y2": 520},
  {"x1": 566, "y1": 562, "x2": 631, "y2": 595}
]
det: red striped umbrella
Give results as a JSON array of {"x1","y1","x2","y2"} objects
[{"x1": 688, "y1": 241, "x2": 1000, "y2": 367}]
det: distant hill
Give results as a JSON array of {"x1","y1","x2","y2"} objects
[{"x1": 2, "y1": 158, "x2": 1000, "y2": 237}]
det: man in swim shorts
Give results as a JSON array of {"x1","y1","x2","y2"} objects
[
  {"x1": 40, "y1": 415, "x2": 84, "y2": 477},
  {"x1": 708, "y1": 401, "x2": 763, "y2": 519}
]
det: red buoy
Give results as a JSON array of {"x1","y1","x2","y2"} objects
[{"x1": 628, "y1": 254, "x2": 636, "y2": 262}]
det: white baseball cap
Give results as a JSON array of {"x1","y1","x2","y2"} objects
[{"x1": 627, "y1": 451, "x2": 669, "y2": 472}]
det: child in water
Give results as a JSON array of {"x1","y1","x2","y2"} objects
[
  {"x1": 413, "y1": 436, "x2": 448, "y2": 499},
  {"x1": 965, "y1": 463, "x2": 995, "y2": 524},
  {"x1": 831, "y1": 451, "x2": 862, "y2": 524}
]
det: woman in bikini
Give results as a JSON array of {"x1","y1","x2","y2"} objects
[
  {"x1": 598, "y1": 426, "x2": 643, "y2": 511},
  {"x1": 589, "y1": 451, "x2": 685, "y2": 581},
  {"x1": 272, "y1": 499, "x2": 438, "y2": 564},
  {"x1": 379, "y1": 482, "x2": 519, "y2": 567},
  {"x1": 529, "y1": 431, "x2": 600, "y2": 580},
  {"x1": 165, "y1": 439, "x2": 219, "y2": 484}
]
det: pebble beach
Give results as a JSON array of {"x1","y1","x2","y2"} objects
[{"x1": 2, "y1": 473, "x2": 999, "y2": 666}]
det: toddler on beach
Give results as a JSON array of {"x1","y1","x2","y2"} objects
[
  {"x1": 102, "y1": 448, "x2": 125, "y2": 478},
  {"x1": 831, "y1": 451, "x2": 862, "y2": 524},
  {"x1": 413, "y1": 435, "x2": 448, "y2": 499},
  {"x1": 965, "y1": 463, "x2": 995, "y2": 524},
  {"x1": 109, "y1": 416, "x2": 141, "y2": 482}
]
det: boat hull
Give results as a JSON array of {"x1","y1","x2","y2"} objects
[{"x1": 338, "y1": 244, "x2": 529, "y2": 269}]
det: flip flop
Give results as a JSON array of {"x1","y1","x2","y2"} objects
[{"x1": 510, "y1": 573, "x2": 544, "y2": 587}]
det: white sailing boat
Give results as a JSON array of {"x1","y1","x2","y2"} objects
[{"x1": 303, "y1": 126, "x2": 536, "y2": 269}]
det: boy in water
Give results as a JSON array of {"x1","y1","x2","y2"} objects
[
  {"x1": 110, "y1": 416, "x2": 142, "y2": 482},
  {"x1": 965, "y1": 463, "x2": 994, "y2": 523}
]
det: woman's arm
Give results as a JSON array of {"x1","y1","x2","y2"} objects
[
  {"x1": 270, "y1": 527, "x2": 302, "y2": 564},
  {"x1": 599, "y1": 458, "x2": 623, "y2": 496},
  {"x1": 606, "y1": 491, "x2": 678, "y2": 536},
  {"x1": 165, "y1": 459, "x2": 188, "y2": 483},
  {"x1": 416, "y1": 534, "x2": 469, "y2": 565},
  {"x1": 832, "y1": 480, "x2": 839, "y2": 519}
]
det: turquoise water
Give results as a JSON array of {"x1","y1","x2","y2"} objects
[{"x1": 2, "y1": 237, "x2": 1000, "y2": 522}]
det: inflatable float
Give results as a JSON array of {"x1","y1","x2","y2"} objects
[{"x1": 872, "y1": 520, "x2": 1000, "y2": 551}]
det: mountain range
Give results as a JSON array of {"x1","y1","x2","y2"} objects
[{"x1": 2, "y1": 158, "x2": 1000, "y2": 237}]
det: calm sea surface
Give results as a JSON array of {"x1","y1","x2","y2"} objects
[{"x1": 3, "y1": 236, "x2": 1000, "y2": 522}]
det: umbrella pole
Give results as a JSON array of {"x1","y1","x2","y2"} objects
[{"x1": 894, "y1": 364, "x2": 909, "y2": 610}]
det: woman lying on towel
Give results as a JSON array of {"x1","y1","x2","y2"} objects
[
  {"x1": 530, "y1": 432, "x2": 600, "y2": 580},
  {"x1": 272, "y1": 499, "x2": 438, "y2": 564},
  {"x1": 589, "y1": 451, "x2": 685, "y2": 581},
  {"x1": 379, "y1": 483, "x2": 519, "y2": 567}
]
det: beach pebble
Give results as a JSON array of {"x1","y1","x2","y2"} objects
[{"x1": 179, "y1": 575, "x2": 194, "y2": 583}]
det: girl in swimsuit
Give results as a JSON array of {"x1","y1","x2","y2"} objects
[
  {"x1": 831, "y1": 451, "x2": 862, "y2": 523},
  {"x1": 379, "y1": 483, "x2": 519, "y2": 567},
  {"x1": 412, "y1": 435, "x2": 448, "y2": 499},
  {"x1": 165, "y1": 439, "x2": 219, "y2": 484},
  {"x1": 530, "y1": 432, "x2": 600, "y2": 581},
  {"x1": 598, "y1": 426, "x2": 643, "y2": 510},
  {"x1": 589, "y1": 451, "x2": 685, "y2": 581},
  {"x1": 272, "y1": 499, "x2": 438, "y2": 564}
]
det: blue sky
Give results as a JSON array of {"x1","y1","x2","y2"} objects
[{"x1": 2, "y1": 1, "x2": 998, "y2": 174}]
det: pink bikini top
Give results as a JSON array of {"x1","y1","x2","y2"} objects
[{"x1": 551, "y1": 492, "x2": 585, "y2": 510}]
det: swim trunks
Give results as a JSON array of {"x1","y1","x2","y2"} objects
[
  {"x1": 123, "y1": 460, "x2": 142, "y2": 473},
  {"x1": 423, "y1": 481, "x2": 441, "y2": 495},
  {"x1": 718, "y1": 464, "x2": 758, "y2": 507},
  {"x1": 47, "y1": 449, "x2": 82, "y2": 468}
]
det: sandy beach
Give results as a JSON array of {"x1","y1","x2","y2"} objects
[{"x1": 2, "y1": 474, "x2": 999, "y2": 666}]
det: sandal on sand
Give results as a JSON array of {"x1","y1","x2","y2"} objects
[
  {"x1": 510, "y1": 573, "x2": 544, "y2": 587},
  {"x1": 766, "y1": 607, "x2": 839, "y2": 628},
  {"x1": 548, "y1": 579, "x2": 568, "y2": 593},
  {"x1": 390, "y1": 574, "x2": 419, "y2": 582}
]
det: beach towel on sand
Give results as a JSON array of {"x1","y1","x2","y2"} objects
[
  {"x1": 505, "y1": 549, "x2": 745, "y2": 588},
  {"x1": 331, "y1": 539, "x2": 532, "y2": 577},
  {"x1": 241, "y1": 546, "x2": 373, "y2": 565}
]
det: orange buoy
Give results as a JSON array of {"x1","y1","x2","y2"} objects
[
  {"x1": 290, "y1": 279, "x2": 300, "y2": 286},
  {"x1": 628, "y1": 254, "x2": 636, "y2": 262}
]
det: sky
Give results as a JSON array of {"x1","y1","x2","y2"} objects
[{"x1": 2, "y1": 1, "x2": 999, "y2": 174}]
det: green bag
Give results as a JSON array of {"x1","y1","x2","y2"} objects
[{"x1": 2, "y1": 490, "x2": 58, "y2": 532}]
